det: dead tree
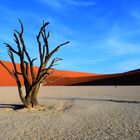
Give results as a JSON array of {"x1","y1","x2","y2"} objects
[{"x1": 0, "y1": 20, "x2": 69, "y2": 108}]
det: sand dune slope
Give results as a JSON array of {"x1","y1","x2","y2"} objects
[
  {"x1": 1, "y1": 61, "x2": 140, "y2": 86},
  {"x1": 0, "y1": 61, "x2": 101, "y2": 86}
]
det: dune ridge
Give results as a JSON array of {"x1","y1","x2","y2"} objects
[
  {"x1": 0, "y1": 61, "x2": 140, "y2": 86},
  {"x1": 0, "y1": 61, "x2": 102, "y2": 86}
]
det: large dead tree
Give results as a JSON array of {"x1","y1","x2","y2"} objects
[{"x1": 0, "y1": 20, "x2": 69, "y2": 108}]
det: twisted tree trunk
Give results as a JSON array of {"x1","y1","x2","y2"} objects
[
  {"x1": 25, "y1": 89, "x2": 39, "y2": 108},
  {"x1": 0, "y1": 20, "x2": 69, "y2": 108}
]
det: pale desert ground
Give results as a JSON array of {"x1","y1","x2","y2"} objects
[{"x1": 0, "y1": 86, "x2": 140, "y2": 140}]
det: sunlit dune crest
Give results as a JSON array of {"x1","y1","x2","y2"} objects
[
  {"x1": 0, "y1": 61, "x2": 103, "y2": 86},
  {"x1": 0, "y1": 61, "x2": 140, "y2": 86}
]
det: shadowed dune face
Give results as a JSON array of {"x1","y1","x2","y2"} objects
[{"x1": 72, "y1": 70, "x2": 140, "y2": 85}]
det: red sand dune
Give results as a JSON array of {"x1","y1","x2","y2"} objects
[
  {"x1": 0, "y1": 61, "x2": 21, "y2": 86},
  {"x1": 1, "y1": 61, "x2": 139, "y2": 86},
  {"x1": 0, "y1": 61, "x2": 103, "y2": 86}
]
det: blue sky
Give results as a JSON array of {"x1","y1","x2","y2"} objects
[{"x1": 0, "y1": 0, "x2": 140, "y2": 74}]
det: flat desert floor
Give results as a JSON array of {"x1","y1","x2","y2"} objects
[{"x1": 0, "y1": 86, "x2": 140, "y2": 140}]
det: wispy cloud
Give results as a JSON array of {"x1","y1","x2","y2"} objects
[
  {"x1": 0, "y1": 0, "x2": 140, "y2": 73},
  {"x1": 114, "y1": 59, "x2": 140, "y2": 72},
  {"x1": 106, "y1": 18, "x2": 140, "y2": 55},
  {"x1": 83, "y1": 58, "x2": 107, "y2": 64},
  {"x1": 39, "y1": 0, "x2": 62, "y2": 8},
  {"x1": 38, "y1": 0, "x2": 95, "y2": 8},
  {"x1": 130, "y1": 11, "x2": 140, "y2": 20},
  {"x1": 56, "y1": 57, "x2": 107, "y2": 72},
  {"x1": 107, "y1": 37, "x2": 140, "y2": 54},
  {"x1": 66, "y1": 0, "x2": 95, "y2": 6}
]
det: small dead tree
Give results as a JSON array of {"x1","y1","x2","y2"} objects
[{"x1": 0, "y1": 20, "x2": 69, "y2": 108}]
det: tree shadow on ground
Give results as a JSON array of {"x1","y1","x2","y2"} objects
[
  {"x1": 0, "y1": 97, "x2": 140, "y2": 111},
  {"x1": 0, "y1": 104, "x2": 24, "y2": 110}
]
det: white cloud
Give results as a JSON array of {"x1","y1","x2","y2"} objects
[
  {"x1": 83, "y1": 58, "x2": 107, "y2": 64},
  {"x1": 67, "y1": 0, "x2": 95, "y2": 6},
  {"x1": 130, "y1": 11, "x2": 140, "y2": 20},
  {"x1": 55, "y1": 57, "x2": 106, "y2": 71},
  {"x1": 105, "y1": 15, "x2": 140, "y2": 55},
  {"x1": 38, "y1": 0, "x2": 95, "y2": 8},
  {"x1": 39, "y1": 0, "x2": 62, "y2": 8},
  {"x1": 107, "y1": 37, "x2": 140, "y2": 55},
  {"x1": 115, "y1": 59, "x2": 140, "y2": 72}
]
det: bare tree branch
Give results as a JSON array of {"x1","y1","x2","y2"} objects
[
  {"x1": 47, "y1": 58, "x2": 62, "y2": 69},
  {"x1": 31, "y1": 58, "x2": 37, "y2": 64},
  {"x1": 37, "y1": 22, "x2": 49, "y2": 38},
  {"x1": 14, "y1": 33, "x2": 21, "y2": 54},
  {"x1": 44, "y1": 41, "x2": 69, "y2": 64},
  {"x1": 41, "y1": 30, "x2": 50, "y2": 55},
  {"x1": 24, "y1": 61, "x2": 29, "y2": 76},
  {"x1": 5, "y1": 43, "x2": 19, "y2": 55},
  {"x1": 15, "y1": 20, "x2": 36, "y2": 83}
]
